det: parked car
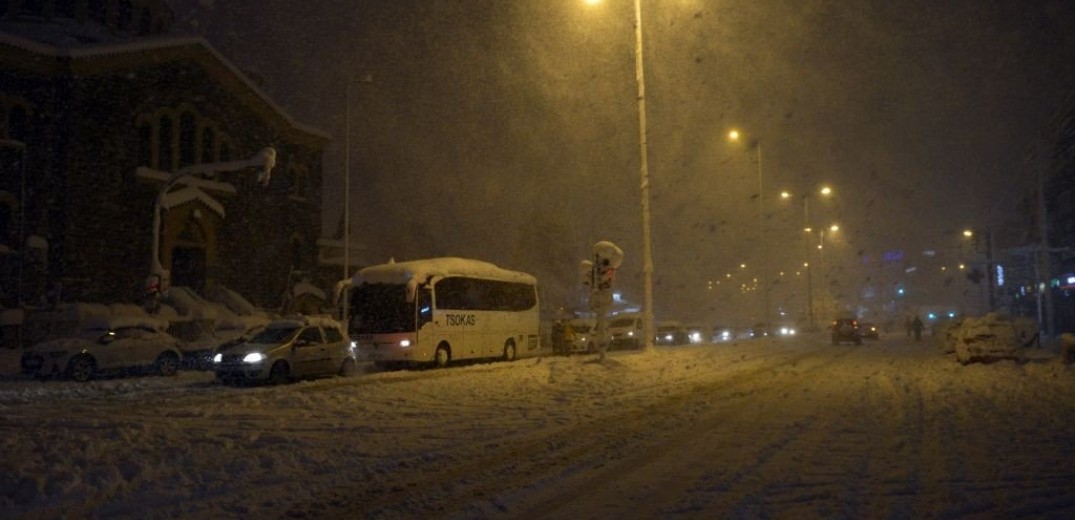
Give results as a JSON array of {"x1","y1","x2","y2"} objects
[
  {"x1": 212, "y1": 315, "x2": 356, "y2": 385},
  {"x1": 831, "y1": 318, "x2": 862, "y2": 345},
  {"x1": 565, "y1": 318, "x2": 596, "y2": 353},
  {"x1": 655, "y1": 321, "x2": 689, "y2": 345},
  {"x1": 860, "y1": 322, "x2": 880, "y2": 340},
  {"x1": 608, "y1": 313, "x2": 644, "y2": 349},
  {"x1": 20, "y1": 316, "x2": 182, "y2": 382}
]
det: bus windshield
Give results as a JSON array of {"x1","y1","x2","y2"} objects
[{"x1": 351, "y1": 283, "x2": 415, "y2": 334}]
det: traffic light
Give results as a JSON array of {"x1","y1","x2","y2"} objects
[
  {"x1": 592, "y1": 241, "x2": 623, "y2": 292},
  {"x1": 580, "y1": 260, "x2": 594, "y2": 288}
]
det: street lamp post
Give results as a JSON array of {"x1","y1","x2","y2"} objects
[
  {"x1": 342, "y1": 74, "x2": 372, "y2": 331},
  {"x1": 632, "y1": 0, "x2": 655, "y2": 351},
  {"x1": 583, "y1": 0, "x2": 654, "y2": 350},
  {"x1": 795, "y1": 186, "x2": 832, "y2": 330},
  {"x1": 728, "y1": 129, "x2": 768, "y2": 330}
]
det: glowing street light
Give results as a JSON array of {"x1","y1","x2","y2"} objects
[
  {"x1": 779, "y1": 185, "x2": 835, "y2": 330},
  {"x1": 728, "y1": 128, "x2": 768, "y2": 327}
]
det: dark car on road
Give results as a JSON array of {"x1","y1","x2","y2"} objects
[
  {"x1": 831, "y1": 318, "x2": 862, "y2": 345},
  {"x1": 860, "y1": 322, "x2": 880, "y2": 340}
]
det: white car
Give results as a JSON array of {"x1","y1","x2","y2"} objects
[
  {"x1": 608, "y1": 313, "x2": 644, "y2": 350},
  {"x1": 20, "y1": 316, "x2": 183, "y2": 382},
  {"x1": 212, "y1": 315, "x2": 356, "y2": 385},
  {"x1": 565, "y1": 318, "x2": 596, "y2": 353}
]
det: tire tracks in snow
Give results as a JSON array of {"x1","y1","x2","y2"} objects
[{"x1": 284, "y1": 344, "x2": 853, "y2": 519}]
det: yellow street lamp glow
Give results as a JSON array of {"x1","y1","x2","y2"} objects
[
  {"x1": 829, "y1": 224, "x2": 839, "y2": 232},
  {"x1": 820, "y1": 186, "x2": 832, "y2": 196},
  {"x1": 780, "y1": 191, "x2": 791, "y2": 199},
  {"x1": 804, "y1": 226, "x2": 813, "y2": 233},
  {"x1": 963, "y1": 229, "x2": 974, "y2": 238},
  {"x1": 584, "y1": 0, "x2": 601, "y2": 5},
  {"x1": 728, "y1": 129, "x2": 740, "y2": 141}
]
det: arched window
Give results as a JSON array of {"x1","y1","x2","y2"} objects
[
  {"x1": 290, "y1": 238, "x2": 303, "y2": 270},
  {"x1": 158, "y1": 114, "x2": 173, "y2": 171},
  {"x1": 20, "y1": 0, "x2": 43, "y2": 17},
  {"x1": 117, "y1": 0, "x2": 133, "y2": 32},
  {"x1": 55, "y1": 0, "x2": 76, "y2": 18},
  {"x1": 137, "y1": 122, "x2": 152, "y2": 168},
  {"x1": 8, "y1": 105, "x2": 28, "y2": 143},
  {"x1": 138, "y1": 8, "x2": 151, "y2": 35},
  {"x1": 200, "y1": 127, "x2": 215, "y2": 163},
  {"x1": 179, "y1": 112, "x2": 196, "y2": 169},
  {"x1": 0, "y1": 198, "x2": 13, "y2": 246},
  {"x1": 88, "y1": 0, "x2": 105, "y2": 24},
  {"x1": 292, "y1": 165, "x2": 309, "y2": 199}
]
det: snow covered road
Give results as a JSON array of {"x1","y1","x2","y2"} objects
[{"x1": 2, "y1": 335, "x2": 1074, "y2": 519}]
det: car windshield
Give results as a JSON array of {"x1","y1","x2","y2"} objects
[{"x1": 250, "y1": 326, "x2": 300, "y2": 344}]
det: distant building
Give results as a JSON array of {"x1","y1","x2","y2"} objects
[
  {"x1": 0, "y1": 0, "x2": 329, "y2": 310},
  {"x1": 1006, "y1": 90, "x2": 1075, "y2": 335}
]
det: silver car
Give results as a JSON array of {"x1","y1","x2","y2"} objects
[
  {"x1": 20, "y1": 316, "x2": 182, "y2": 382},
  {"x1": 212, "y1": 316, "x2": 357, "y2": 385}
]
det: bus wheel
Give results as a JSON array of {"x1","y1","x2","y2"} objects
[
  {"x1": 433, "y1": 344, "x2": 451, "y2": 368},
  {"x1": 503, "y1": 340, "x2": 517, "y2": 362}
]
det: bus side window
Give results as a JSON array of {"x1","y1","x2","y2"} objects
[{"x1": 417, "y1": 287, "x2": 433, "y2": 328}]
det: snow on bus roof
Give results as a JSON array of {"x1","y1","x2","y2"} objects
[{"x1": 355, "y1": 257, "x2": 537, "y2": 286}]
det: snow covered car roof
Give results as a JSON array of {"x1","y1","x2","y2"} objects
[{"x1": 266, "y1": 315, "x2": 344, "y2": 330}]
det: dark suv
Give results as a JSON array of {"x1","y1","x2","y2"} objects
[{"x1": 831, "y1": 318, "x2": 862, "y2": 345}]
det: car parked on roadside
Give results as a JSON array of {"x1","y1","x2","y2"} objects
[
  {"x1": 20, "y1": 316, "x2": 183, "y2": 382},
  {"x1": 212, "y1": 315, "x2": 356, "y2": 385},
  {"x1": 565, "y1": 318, "x2": 596, "y2": 353},
  {"x1": 655, "y1": 321, "x2": 689, "y2": 345},
  {"x1": 608, "y1": 313, "x2": 644, "y2": 349},
  {"x1": 831, "y1": 318, "x2": 862, "y2": 345}
]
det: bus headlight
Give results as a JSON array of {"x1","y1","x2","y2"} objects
[
  {"x1": 399, "y1": 339, "x2": 411, "y2": 348},
  {"x1": 243, "y1": 352, "x2": 265, "y2": 364},
  {"x1": 212, "y1": 353, "x2": 223, "y2": 363}
]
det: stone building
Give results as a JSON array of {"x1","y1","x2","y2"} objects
[{"x1": 0, "y1": 0, "x2": 329, "y2": 311}]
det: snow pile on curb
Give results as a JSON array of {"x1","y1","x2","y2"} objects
[{"x1": 953, "y1": 313, "x2": 1034, "y2": 364}]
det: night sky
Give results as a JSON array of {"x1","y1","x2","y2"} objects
[{"x1": 170, "y1": 0, "x2": 1075, "y2": 322}]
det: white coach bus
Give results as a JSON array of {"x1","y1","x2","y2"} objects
[{"x1": 348, "y1": 257, "x2": 540, "y2": 368}]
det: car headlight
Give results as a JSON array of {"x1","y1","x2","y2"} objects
[
  {"x1": 243, "y1": 352, "x2": 266, "y2": 364},
  {"x1": 212, "y1": 353, "x2": 223, "y2": 363},
  {"x1": 627, "y1": 331, "x2": 634, "y2": 337},
  {"x1": 399, "y1": 339, "x2": 411, "y2": 347}
]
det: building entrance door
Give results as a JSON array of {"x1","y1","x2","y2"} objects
[{"x1": 171, "y1": 246, "x2": 207, "y2": 293}]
